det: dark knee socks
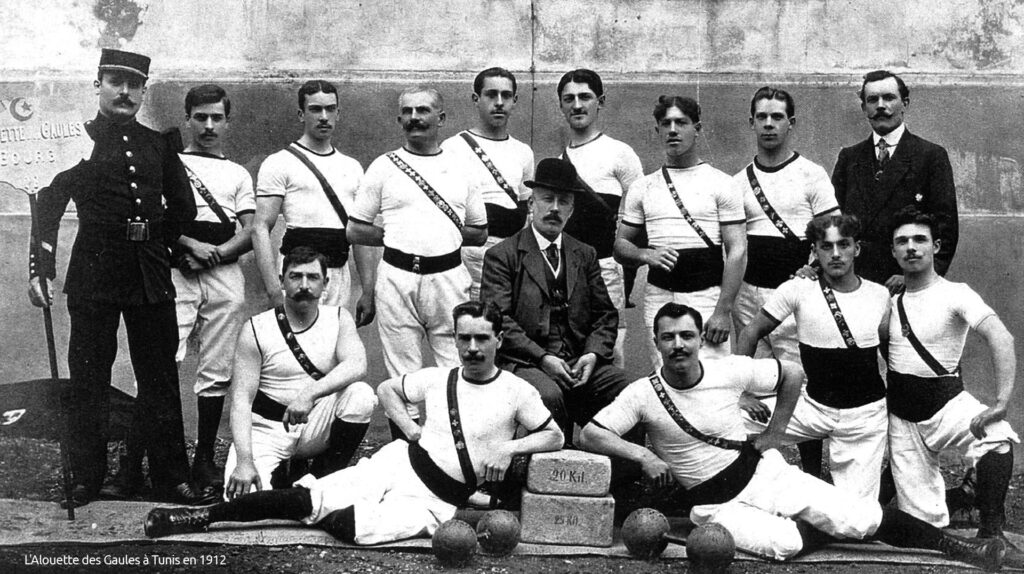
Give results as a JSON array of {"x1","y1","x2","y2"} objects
[
  {"x1": 976, "y1": 449, "x2": 1013, "y2": 535},
  {"x1": 311, "y1": 421, "x2": 370, "y2": 478},
  {"x1": 872, "y1": 506, "x2": 942, "y2": 550},
  {"x1": 798, "y1": 440, "x2": 824, "y2": 479},
  {"x1": 195, "y1": 396, "x2": 225, "y2": 459},
  {"x1": 208, "y1": 487, "x2": 313, "y2": 523},
  {"x1": 319, "y1": 506, "x2": 357, "y2": 542}
]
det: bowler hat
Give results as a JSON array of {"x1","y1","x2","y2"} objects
[
  {"x1": 98, "y1": 49, "x2": 150, "y2": 80},
  {"x1": 524, "y1": 158, "x2": 586, "y2": 194}
]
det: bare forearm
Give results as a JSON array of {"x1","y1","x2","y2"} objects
[
  {"x1": 764, "y1": 362, "x2": 802, "y2": 436},
  {"x1": 378, "y1": 380, "x2": 419, "y2": 436},
  {"x1": 252, "y1": 226, "x2": 281, "y2": 296},
  {"x1": 715, "y1": 250, "x2": 747, "y2": 316},
  {"x1": 506, "y1": 425, "x2": 563, "y2": 457},
  {"x1": 353, "y1": 245, "x2": 378, "y2": 292},
  {"x1": 580, "y1": 424, "x2": 649, "y2": 465},
  {"x1": 613, "y1": 237, "x2": 648, "y2": 267},
  {"x1": 217, "y1": 227, "x2": 254, "y2": 260},
  {"x1": 461, "y1": 226, "x2": 488, "y2": 247}
]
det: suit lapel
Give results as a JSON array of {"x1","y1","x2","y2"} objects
[
  {"x1": 854, "y1": 136, "x2": 877, "y2": 190},
  {"x1": 518, "y1": 230, "x2": 552, "y2": 298},
  {"x1": 564, "y1": 238, "x2": 580, "y2": 299},
  {"x1": 877, "y1": 131, "x2": 914, "y2": 190}
]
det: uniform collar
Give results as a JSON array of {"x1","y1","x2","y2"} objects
[{"x1": 86, "y1": 112, "x2": 139, "y2": 140}]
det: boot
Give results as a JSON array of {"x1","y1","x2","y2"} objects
[
  {"x1": 938, "y1": 531, "x2": 1005, "y2": 572},
  {"x1": 145, "y1": 506, "x2": 212, "y2": 538},
  {"x1": 158, "y1": 482, "x2": 220, "y2": 506},
  {"x1": 975, "y1": 451, "x2": 1023, "y2": 569},
  {"x1": 192, "y1": 395, "x2": 225, "y2": 491},
  {"x1": 309, "y1": 421, "x2": 369, "y2": 478},
  {"x1": 99, "y1": 442, "x2": 145, "y2": 500}
]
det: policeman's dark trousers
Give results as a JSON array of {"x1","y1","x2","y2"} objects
[{"x1": 65, "y1": 298, "x2": 190, "y2": 491}]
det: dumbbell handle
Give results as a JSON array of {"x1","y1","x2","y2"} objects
[{"x1": 663, "y1": 533, "x2": 687, "y2": 546}]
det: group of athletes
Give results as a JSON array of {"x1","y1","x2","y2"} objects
[{"x1": 28, "y1": 49, "x2": 1021, "y2": 570}]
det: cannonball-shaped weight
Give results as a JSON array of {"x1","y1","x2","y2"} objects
[
  {"x1": 476, "y1": 510, "x2": 521, "y2": 556},
  {"x1": 432, "y1": 519, "x2": 477, "y2": 567},
  {"x1": 687, "y1": 522, "x2": 736, "y2": 574},
  {"x1": 621, "y1": 507, "x2": 670, "y2": 559}
]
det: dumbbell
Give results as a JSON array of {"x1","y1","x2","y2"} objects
[
  {"x1": 431, "y1": 510, "x2": 522, "y2": 567},
  {"x1": 621, "y1": 508, "x2": 735, "y2": 573}
]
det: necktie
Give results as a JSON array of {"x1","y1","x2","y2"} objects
[
  {"x1": 877, "y1": 139, "x2": 890, "y2": 166},
  {"x1": 545, "y1": 243, "x2": 560, "y2": 272}
]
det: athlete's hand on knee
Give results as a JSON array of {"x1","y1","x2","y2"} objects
[
  {"x1": 704, "y1": 311, "x2": 731, "y2": 344},
  {"x1": 227, "y1": 461, "x2": 262, "y2": 499},
  {"x1": 641, "y1": 452, "x2": 674, "y2": 488},
  {"x1": 283, "y1": 391, "x2": 315, "y2": 432},
  {"x1": 792, "y1": 264, "x2": 818, "y2": 281},
  {"x1": 27, "y1": 277, "x2": 53, "y2": 308},
  {"x1": 355, "y1": 292, "x2": 376, "y2": 327},
  {"x1": 644, "y1": 246, "x2": 678, "y2": 272},
  {"x1": 570, "y1": 353, "x2": 598, "y2": 385},
  {"x1": 971, "y1": 405, "x2": 1007, "y2": 439},
  {"x1": 739, "y1": 393, "x2": 771, "y2": 423},
  {"x1": 540, "y1": 354, "x2": 578, "y2": 389},
  {"x1": 481, "y1": 444, "x2": 513, "y2": 483},
  {"x1": 884, "y1": 274, "x2": 906, "y2": 295}
]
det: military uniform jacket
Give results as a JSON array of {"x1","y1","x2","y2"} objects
[
  {"x1": 832, "y1": 131, "x2": 958, "y2": 282},
  {"x1": 29, "y1": 113, "x2": 196, "y2": 305}
]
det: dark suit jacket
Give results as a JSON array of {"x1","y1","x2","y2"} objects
[
  {"x1": 832, "y1": 130, "x2": 958, "y2": 283},
  {"x1": 480, "y1": 227, "x2": 618, "y2": 366}
]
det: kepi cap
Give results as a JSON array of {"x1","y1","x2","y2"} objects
[
  {"x1": 98, "y1": 48, "x2": 150, "y2": 80},
  {"x1": 524, "y1": 158, "x2": 586, "y2": 194}
]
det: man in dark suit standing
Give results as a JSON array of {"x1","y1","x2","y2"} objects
[
  {"x1": 832, "y1": 70, "x2": 958, "y2": 293},
  {"x1": 481, "y1": 158, "x2": 628, "y2": 443},
  {"x1": 27, "y1": 49, "x2": 210, "y2": 508}
]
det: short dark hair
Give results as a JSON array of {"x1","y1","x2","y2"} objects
[
  {"x1": 474, "y1": 67, "x2": 517, "y2": 95},
  {"x1": 652, "y1": 302, "x2": 703, "y2": 336},
  {"x1": 750, "y1": 86, "x2": 794, "y2": 118},
  {"x1": 452, "y1": 300, "x2": 503, "y2": 335},
  {"x1": 889, "y1": 205, "x2": 944, "y2": 243},
  {"x1": 806, "y1": 214, "x2": 862, "y2": 244},
  {"x1": 557, "y1": 68, "x2": 603, "y2": 98},
  {"x1": 298, "y1": 79, "x2": 339, "y2": 110},
  {"x1": 185, "y1": 84, "x2": 230, "y2": 117},
  {"x1": 859, "y1": 70, "x2": 909, "y2": 104},
  {"x1": 281, "y1": 246, "x2": 328, "y2": 277},
  {"x1": 653, "y1": 95, "x2": 700, "y2": 123}
]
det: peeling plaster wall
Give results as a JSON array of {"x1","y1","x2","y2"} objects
[{"x1": 2, "y1": 0, "x2": 1024, "y2": 460}]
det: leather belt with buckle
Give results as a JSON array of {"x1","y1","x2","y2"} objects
[
  {"x1": 383, "y1": 247, "x2": 461, "y2": 275},
  {"x1": 126, "y1": 220, "x2": 150, "y2": 242}
]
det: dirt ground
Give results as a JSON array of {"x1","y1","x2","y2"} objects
[{"x1": 2, "y1": 434, "x2": 1023, "y2": 573}]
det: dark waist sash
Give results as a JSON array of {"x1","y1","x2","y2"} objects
[
  {"x1": 383, "y1": 247, "x2": 462, "y2": 275},
  {"x1": 887, "y1": 370, "x2": 964, "y2": 423},
  {"x1": 685, "y1": 443, "x2": 761, "y2": 506},
  {"x1": 647, "y1": 247, "x2": 723, "y2": 293},
  {"x1": 484, "y1": 203, "x2": 527, "y2": 239},
  {"x1": 178, "y1": 221, "x2": 239, "y2": 265},
  {"x1": 251, "y1": 389, "x2": 287, "y2": 421},
  {"x1": 407, "y1": 440, "x2": 475, "y2": 507},
  {"x1": 280, "y1": 227, "x2": 349, "y2": 268},
  {"x1": 744, "y1": 236, "x2": 809, "y2": 288},
  {"x1": 799, "y1": 344, "x2": 885, "y2": 408}
]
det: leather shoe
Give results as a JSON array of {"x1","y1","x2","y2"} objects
[
  {"x1": 99, "y1": 465, "x2": 145, "y2": 500},
  {"x1": 191, "y1": 455, "x2": 224, "y2": 492},
  {"x1": 158, "y1": 482, "x2": 219, "y2": 506},
  {"x1": 145, "y1": 506, "x2": 212, "y2": 538},
  {"x1": 59, "y1": 484, "x2": 96, "y2": 509}
]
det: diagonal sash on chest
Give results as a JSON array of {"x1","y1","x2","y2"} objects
[
  {"x1": 274, "y1": 306, "x2": 326, "y2": 380},
  {"x1": 648, "y1": 372, "x2": 746, "y2": 451},
  {"x1": 896, "y1": 293, "x2": 956, "y2": 376},
  {"x1": 562, "y1": 148, "x2": 613, "y2": 214},
  {"x1": 184, "y1": 164, "x2": 233, "y2": 225},
  {"x1": 446, "y1": 368, "x2": 477, "y2": 488},
  {"x1": 460, "y1": 132, "x2": 519, "y2": 204},
  {"x1": 745, "y1": 164, "x2": 799, "y2": 241},
  {"x1": 661, "y1": 166, "x2": 716, "y2": 249},
  {"x1": 284, "y1": 144, "x2": 350, "y2": 226},
  {"x1": 818, "y1": 276, "x2": 859, "y2": 349},
  {"x1": 387, "y1": 152, "x2": 464, "y2": 231}
]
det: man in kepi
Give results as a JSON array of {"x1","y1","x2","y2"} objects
[
  {"x1": 145, "y1": 301, "x2": 562, "y2": 545},
  {"x1": 580, "y1": 302, "x2": 1005, "y2": 570},
  {"x1": 223, "y1": 247, "x2": 377, "y2": 499},
  {"x1": 27, "y1": 49, "x2": 209, "y2": 507},
  {"x1": 442, "y1": 67, "x2": 534, "y2": 299},
  {"x1": 481, "y1": 157, "x2": 628, "y2": 444},
  {"x1": 348, "y1": 86, "x2": 487, "y2": 438},
  {"x1": 885, "y1": 207, "x2": 1020, "y2": 562}
]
